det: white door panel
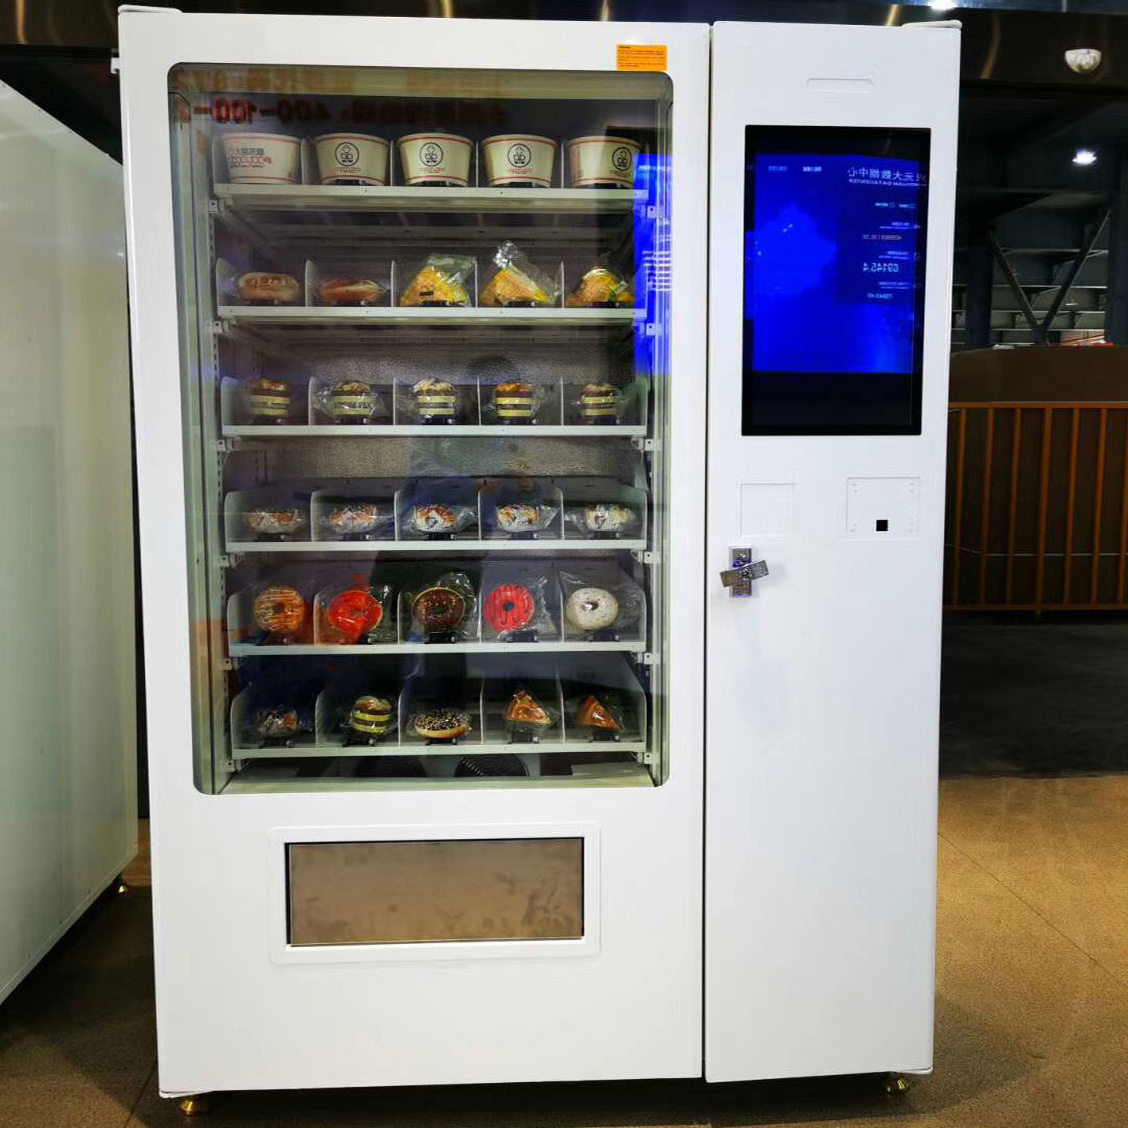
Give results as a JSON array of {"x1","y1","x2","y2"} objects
[{"x1": 705, "y1": 22, "x2": 958, "y2": 1081}]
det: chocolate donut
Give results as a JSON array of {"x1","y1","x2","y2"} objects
[
  {"x1": 412, "y1": 586, "x2": 465, "y2": 633},
  {"x1": 252, "y1": 585, "x2": 305, "y2": 636}
]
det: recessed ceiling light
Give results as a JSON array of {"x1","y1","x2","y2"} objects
[
  {"x1": 930, "y1": 1, "x2": 957, "y2": 10},
  {"x1": 1073, "y1": 148, "x2": 1098, "y2": 166}
]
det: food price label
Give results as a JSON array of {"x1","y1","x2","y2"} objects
[{"x1": 616, "y1": 44, "x2": 668, "y2": 72}]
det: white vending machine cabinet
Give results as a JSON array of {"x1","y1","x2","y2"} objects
[
  {"x1": 118, "y1": 9, "x2": 708, "y2": 1096},
  {"x1": 705, "y1": 22, "x2": 958, "y2": 1081},
  {"x1": 120, "y1": 8, "x2": 958, "y2": 1099}
]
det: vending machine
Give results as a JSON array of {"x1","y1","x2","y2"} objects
[{"x1": 117, "y1": 7, "x2": 956, "y2": 1101}]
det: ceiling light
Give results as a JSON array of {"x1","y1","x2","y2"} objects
[
  {"x1": 1073, "y1": 148, "x2": 1098, "y2": 166},
  {"x1": 929, "y1": 1, "x2": 957, "y2": 10}
]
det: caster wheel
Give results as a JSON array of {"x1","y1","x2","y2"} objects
[
  {"x1": 178, "y1": 1094, "x2": 210, "y2": 1117},
  {"x1": 884, "y1": 1073, "x2": 912, "y2": 1096}
]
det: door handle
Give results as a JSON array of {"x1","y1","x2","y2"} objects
[{"x1": 719, "y1": 548, "x2": 768, "y2": 596}]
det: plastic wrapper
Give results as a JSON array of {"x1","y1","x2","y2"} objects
[
  {"x1": 250, "y1": 583, "x2": 307, "y2": 642},
  {"x1": 316, "y1": 276, "x2": 387, "y2": 307},
  {"x1": 244, "y1": 506, "x2": 308, "y2": 541},
  {"x1": 320, "y1": 500, "x2": 394, "y2": 540},
  {"x1": 568, "y1": 690, "x2": 627, "y2": 738},
  {"x1": 242, "y1": 376, "x2": 298, "y2": 424},
  {"x1": 315, "y1": 380, "x2": 384, "y2": 424},
  {"x1": 470, "y1": 355, "x2": 548, "y2": 425},
  {"x1": 573, "y1": 381, "x2": 623, "y2": 425},
  {"x1": 317, "y1": 581, "x2": 395, "y2": 645},
  {"x1": 488, "y1": 500, "x2": 559, "y2": 538},
  {"x1": 479, "y1": 241, "x2": 559, "y2": 308},
  {"x1": 407, "y1": 377, "x2": 462, "y2": 424},
  {"x1": 398, "y1": 254, "x2": 474, "y2": 307},
  {"x1": 341, "y1": 693, "x2": 397, "y2": 743},
  {"x1": 401, "y1": 502, "x2": 477, "y2": 539},
  {"x1": 480, "y1": 572, "x2": 555, "y2": 641},
  {"x1": 249, "y1": 703, "x2": 311, "y2": 744},
  {"x1": 565, "y1": 265, "x2": 633, "y2": 308},
  {"x1": 563, "y1": 502, "x2": 638, "y2": 538},
  {"x1": 502, "y1": 686, "x2": 557, "y2": 741},
  {"x1": 558, "y1": 570, "x2": 643, "y2": 640},
  {"x1": 405, "y1": 570, "x2": 477, "y2": 641},
  {"x1": 410, "y1": 707, "x2": 472, "y2": 742}
]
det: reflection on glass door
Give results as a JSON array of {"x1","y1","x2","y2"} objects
[{"x1": 169, "y1": 64, "x2": 673, "y2": 794}]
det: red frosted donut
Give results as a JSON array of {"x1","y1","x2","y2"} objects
[
  {"x1": 326, "y1": 588, "x2": 383, "y2": 643},
  {"x1": 483, "y1": 583, "x2": 535, "y2": 634}
]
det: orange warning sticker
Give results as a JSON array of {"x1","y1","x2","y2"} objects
[{"x1": 616, "y1": 44, "x2": 668, "y2": 72}]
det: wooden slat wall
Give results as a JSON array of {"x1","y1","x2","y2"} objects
[{"x1": 945, "y1": 402, "x2": 1128, "y2": 611}]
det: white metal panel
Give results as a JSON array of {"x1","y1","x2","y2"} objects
[
  {"x1": 0, "y1": 81, "x2": 136, "y2": 1004},
  {"x1": 705, "y1": 23, "x2": 959, "y2": 1081},
  {"x1": 118, "y1": 11, "x2": 708, "y2": 1094}
]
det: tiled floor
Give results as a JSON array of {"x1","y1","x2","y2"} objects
[{"x1": 1, "y1": 777, "x2": 1126, "y2": 1127}]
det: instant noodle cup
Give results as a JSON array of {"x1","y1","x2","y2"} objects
[
  {"x1": 398, "y1": 133, "x2": 473, "y2": 187},
  {"x1": 222, "y1": 132, "x2": 301, "y2": 184},
  {"x1": 482, "y1": 134, "x2": 556, "y2": 188},
  {"x1": 566, "y1": 135, "x2": 640, "y2": 189},
  {"x1": 314, "y1": 133, "x2": 389, "y2": 185}
]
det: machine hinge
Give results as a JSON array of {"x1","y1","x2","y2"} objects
[{"x1": 632, "y1": 549, "x2": 657, "y2": 564}]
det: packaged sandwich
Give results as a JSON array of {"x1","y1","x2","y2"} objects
[
  {"x1": 479, "y1": 241, "x2": 558, "y2": 308},
  {"x1": 399, "y1": 254, "x2": 474, "y2": 307}
]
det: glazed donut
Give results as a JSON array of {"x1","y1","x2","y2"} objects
[
  {"x1": 326, "y1": 588, "x2": 383, "y2": 643},
  {"x1": 564, "y1": 586, "x2": 619, "y2": 633},
  {"x1": 483, "y1": 583, "x2": 535, "y2": 634},
  {"x1": 252, "y1": 585, "x2": 306, "y2": 636},
  {"x1": 412, "y1": 586, "x2": 465, "y2": 632}
]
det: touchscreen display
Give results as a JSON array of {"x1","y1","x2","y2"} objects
[{"x1": 742, "y1": 127, "x2": 930, "y2": 435}]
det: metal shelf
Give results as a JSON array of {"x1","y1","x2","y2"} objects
[
  {"x1": 224, "y1": 538, "x2": 647, "y2": 555},
  {"x1": 222, "y1": 423, "x2": 647, "y2": 438},
  {"x1": 230, "y1": 639, "x2": 643, "y2": 657},
  {"x1": 233, "y1": 739, "x2": 647, "y2": 760},
  {"x1": 215, "y1": 183, "x2": 640, "y2": 215},
  {"x1": 218, "y1": 305, "x2": 640, "y2": 328}
]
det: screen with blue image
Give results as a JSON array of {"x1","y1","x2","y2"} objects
[{"x1": 742, "y1": 127, "x2": 929, "y2": 435}]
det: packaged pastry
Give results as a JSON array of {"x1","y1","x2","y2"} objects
[
  {"x1": 479, "y1": 241, "x2": 558, "y2": 308},
  {"x1": 317, "y1": 277, "x2": 386, "y2": 306},
  {"x1": 408, "y1": 570, "x2": 475, "y2": 640},
  {"x1": 244, "y1": 506, "x2": 307, "y2": 540},
  {"x1": 578, "y1": 382, "x2": 621, "y2": 425},
  {"x1": 479, "y1": 568, "x2": 555, "y2": 642},
  {"x1": 237, "y1": 272, "x2": 301, "y2": 305},
  {"x1": 565, "y1": 266, "x2": 633, "y2": 308},
  {"x1": 343, "y1": 694, "x2": 395, "y2": 742},
  {"x1": 411, "y1": 378, "x2": 458, "y2": 423},
  {"x1": 565, "y1": 502, "x2": 638, "y2": 537},
  {"x1": 251, "y1": 584, "x2": 306, "y2": 641},
  {"x1": 320, "y1": 501, "x2": 392, "y2": 540},
  {"x1": 573, "y1": 693, "x2": 624, "y2": 734},
  {"x1": 504, "y1": 687, "x2": 554, "y2": 739},
  {"x1": 564, "y1": 586, "x2": 619, "y2": 633},
  {"x1": 321, "y1": 582, "x2": 393, "y2": 645},
  {"x1": 412, "y1": 708, "x2": 471, "y2": 742},
  {"x1": 491, "y1": 501, "x2": 558, "y2": 537},
  {"x1": 316, "y1": 380, "x2": 381, "y2": 424},
  {"x1": 398, "y1": 254, "x2": 473, "y2": 307},
  {"x1": 403, "y1": 502, "x2": 476, "y2": 539},
  {"x1": 492, "y1": 380, "x2": 536, "y2": 422},
  {"x1": 559, "y1": 569, "x2": 644, "y2": 639},
  {"x1": 242, "y1": 377, "x2": 295, "y2": 424},
  {"x1": 251, "y1": 704, "x2": 304, "y2": 742}
]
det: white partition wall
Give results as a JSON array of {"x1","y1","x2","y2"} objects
[
  {"x1": 0, "y1": 82, "x2": 136, "y2": 1004},
  {"x1": 705, "y1": 23, "x2": 959, "y2": 1081}
]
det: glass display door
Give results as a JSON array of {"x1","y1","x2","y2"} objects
[{"x1": 169, "y1": 63, "x2": 675, "y2": 795}]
